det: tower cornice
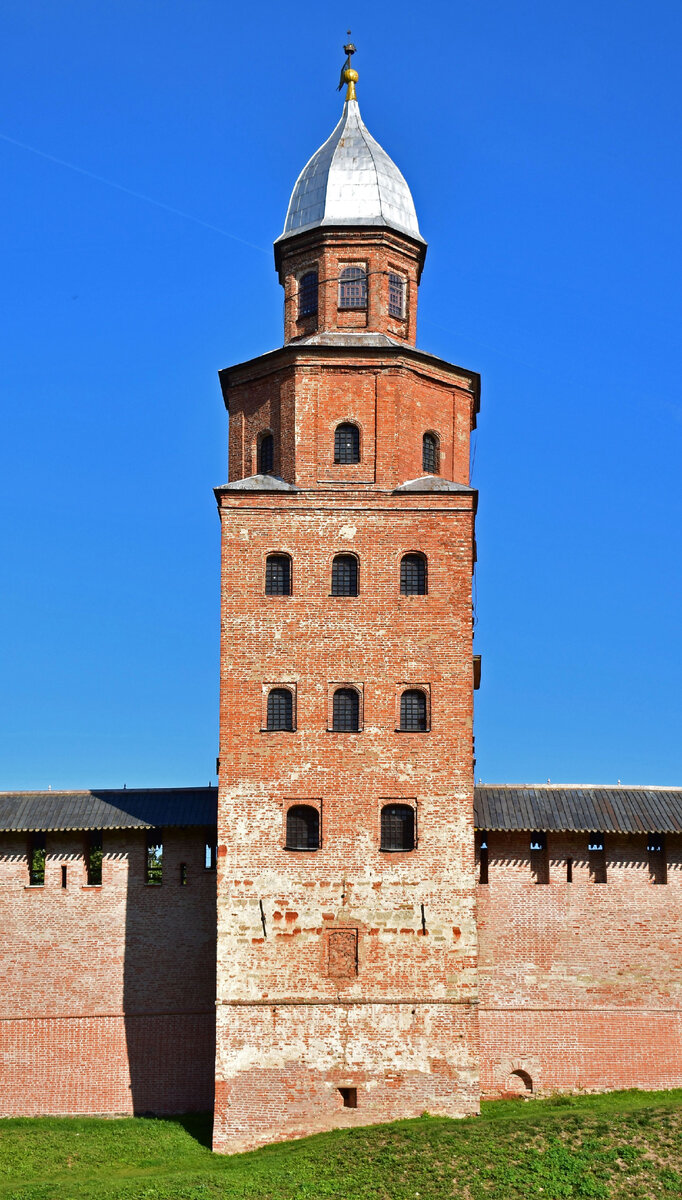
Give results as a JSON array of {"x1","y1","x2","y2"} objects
[
  {"x1": 274, "y1": 224, "x2": 427, "y2": 284},
  {"x1": 218, "y1": 341, "x2": 480, "y2": 415}
]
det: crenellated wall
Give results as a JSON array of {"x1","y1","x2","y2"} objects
[
  {"x1": 0, "y1": 827, "x2": 216, "y2": 1116},
  {"x1": 477, "y1": 830, "x2": 682, "y2": 1097}
]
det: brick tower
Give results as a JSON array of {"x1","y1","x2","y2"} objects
[{"x1": 213, "y1": 51, "x2": 481, "y2": 1153}]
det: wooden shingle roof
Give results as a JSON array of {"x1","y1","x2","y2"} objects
[
  {"x1": 1, "y1": 785, "x2": 680, "y2": 836},
  {"x1": 474, "y1": 785, "x2": 682, "y2": 834},
  {"x1": 0, "y1": 788, "x2": 218, "y2": 833}
]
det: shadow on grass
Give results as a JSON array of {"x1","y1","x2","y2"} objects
[{"x1": 161, "y1": 1112, "x2": 214, "y2": 1150}]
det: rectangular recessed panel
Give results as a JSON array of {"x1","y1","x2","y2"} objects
[{"x1": 327, "y1": 930, "x2": 358, "y2": 978}]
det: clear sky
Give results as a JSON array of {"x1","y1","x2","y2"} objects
[{"x1": 2, "y1": 1, "x2": 681, "y2": 790}]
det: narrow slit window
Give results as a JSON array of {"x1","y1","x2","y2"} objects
[
  {"x1": 647, "y1": 834, "x2": 667, "y2": 885},
  {"x1": 257, "y1": 432, "x2": 274, "y2": 475},
  {"x1": 28, "y1": 834, "x2": 46, "y2": 887},
  {"x1": 86, "y1": 831, "x2": 102, "y2": 886},
  {"x1": 479, "y1": 835, "x2": 489, "y2": 884},
  {"x1": 265, "y1": 554, "x2": 291, "y2": 596},
  {"x1": 331, "y1": 554, "x2": 358, "y2": 596},
  {"x1": 566, "y1": 857, "x2": 573, "y2": 883},
  {"x1": 61, "y1": 864, "x2": 67, "y2": 889},
  {"x1": 400, "y1": 689, "x2": 427, "y2": 732},
  {"x1": 400, "y1": 553, "x2": 427, "y2": 595},
  {"x1": 204, "y1": 839, "x2": 217, "y2": 870},
  {"x1": 422, "y1": 432, "x2": 439, "y2": 474},
  {"x1": 146, "y1": 832, "x2": 163, "y2": 886},
  {"x1": 530, "y1": 832, "x2": 549, "y2": 885},
  {"x1": 338, "y1": 266, "x2": 367, "y2": 310},
  {"x1": 334, "y1": 423, "x2": 360, "y2": 464},
  {"x1": 298, "y1": 271, "x2": 318, "y2": 317},
  {"x1": 286, "y1": 805, "x2": 319, "y2": 850},
  {"x1": 179, "y1": 863, "x2": 188, "y2": 886},
  {"x1": 588, "y1": 835, "x2": 607, "y2": 883},
  {"x1": 380, "y1": 804, "x2": 415, "y2": 852},
  {"x1": 388, "y1": 273, "x2": 405, "y2": 318},
  {"x1": 267, "y1": 687, "x2": 294, "y2": 731},
  {"x1": 332, "y1": 687, "x2": 360, "y2": 732}
]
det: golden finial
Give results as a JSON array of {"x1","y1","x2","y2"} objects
[{"x1": 337, "y1": 33, "x2": 358, "y2": 102}]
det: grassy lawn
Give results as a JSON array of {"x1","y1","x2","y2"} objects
[{"x1": 1, "y1": 1090, "x2": 682, "y2": 1200}]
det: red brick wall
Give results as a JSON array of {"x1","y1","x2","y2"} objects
[
  {"x1": 276, "y1": 228, "x2": 425, "y2": 345},
  {"x1": 214, "y1": 484, "x2": 478, "y2": 1151},
  {"x1": 224, "y1": 352, "x2": 476, "y2": 489},
  {"x1": 0, "y1": 827, "x2": 216, "y2": 1115},
  {"x1": 477, "y1": 830, "x2": 682, "y2": 1096}
]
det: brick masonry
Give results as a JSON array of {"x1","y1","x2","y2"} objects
[
  {"x1": 4, "y1": 156, "x2": 682, "y2": 1138},
  {"x1": 213, "y1": 224, "x2": 480, "y2": 1152},
  {"x1": 0, "y1": 828, "x2": 216, "y2": 1116},
  {"x1": 477, "y1": 830, "x2": 682, "y2": 1097}
]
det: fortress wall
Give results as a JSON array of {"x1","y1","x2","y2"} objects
[
  {"x1": 0, "y1": 828, "x2": 215, "y2": 1116},
  {"x1": 477, "y1": 830, "x2": 682, "y2": 1096}
]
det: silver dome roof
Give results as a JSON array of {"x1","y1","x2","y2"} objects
[{"x1": 279, "y1": 99, "x2": 423, "y2": 243}]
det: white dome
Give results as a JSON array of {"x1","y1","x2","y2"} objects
[{"x1": 279, "y1": 99, "x2": 423, "y2": 243}]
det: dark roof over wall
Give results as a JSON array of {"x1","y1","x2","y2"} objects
[
  {"x1": 1, "y1": 785, "x2": 680, "y2": 835},
  {"x1": 475, "y1": 786, "x2": 682, "y2": 834},
  {"x1": 0, "y1": 788, "x2": 218, "y2": 833}
]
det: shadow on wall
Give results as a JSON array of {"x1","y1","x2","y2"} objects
[{"x1": 122, "y1": 823, "x2": 217, "y2": 1115}]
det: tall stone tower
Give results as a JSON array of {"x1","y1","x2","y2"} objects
[{"x1": 213, "y1": 52, "x2": 481, "y2": 1153}]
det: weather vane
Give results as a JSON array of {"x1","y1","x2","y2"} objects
[{"x1": 337, "y1": 32, "x2": 358, "y2": 101}]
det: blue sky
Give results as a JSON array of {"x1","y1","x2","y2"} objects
[{"x1": 2, "y1": 0, "x2": 681, "y2": 789}]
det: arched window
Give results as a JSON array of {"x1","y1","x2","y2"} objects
[
  {"x1": 286, "y1": 805, "x2": 319, "y2": 850},
  {"x1": 258, "y1": 432, "x2": 274, "y2": 475},
  {"x1": 331, "y1": 554, "x2": 358, "y2": 596},
  {"x1": 422, "y1": 432, "x2": 439, "y2": 475},
  {"x1": 334, "y1": 422, "x2": 360, "y2": 464},
  {"x1": 265, "y1": 554, "x2": 291, "y2": 596},
  {"x1": 380, "y1": 804, "x2": 415, "y2": 852},
  {"x1": 400, "y1": 553, "x2": 427, "y2": 595},
  {"x1": 332, "y1": 687, "x2": 360, "y2": 732},
  {"x1": 388, "y1": 273, "x2": 405, "y2": 318},
  {"x1": 266, "y1": 687, "x2": 293, "y2": 731},
  {"x1": 338, "y1": 265, "x2": 367, "y2": 310},
  {"x1": 299, "y1": 271, "x2": 318, "y2": 317},
  {"x1": 400, "y1": 689, "x2": 427, "y2": 732}
]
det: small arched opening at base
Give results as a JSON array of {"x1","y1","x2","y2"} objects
[{"x1": 508, "y1": 1069, "x2": 533, "y2": 1095}]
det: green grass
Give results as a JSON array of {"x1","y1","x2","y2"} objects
[{"x1": 2, "y1": 1090, "x2": 682, "y2": 1200}]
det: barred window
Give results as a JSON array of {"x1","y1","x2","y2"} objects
[
  {"x1": 258, "y1": 432, "x2": 274, "y2": 475},
  {"x1": 338, "y1": 265, "x2": 367, "y2": 309},
  {"x1": 286, "y1": 804, "x2": 319, "y2": 850},
  {"x1": 28, "y1": 833, "x2": 46, "y2": 886},
  {"x1": 331, "y1": 554, "x2": 358, "y2": 596},
  {"x1": 265, "y1": 554, "x2": 291, "y2": 595},
  {"x1": 267, "y1": 688, "x2": 293, "y2": 731},
  {"x1": 400, "y1": 689, "x2": 427, "y2": 731},
  {"x1": 388, "y1": 273, "x2": 405, "y2": 318},
  {"x1": 334, "y1": 422, "x2": 360, "y2": 464},
  {"x1": 400, "y1": 553, "x2": 427, "y2": 595},
  {"x1": 299, "y1": 271, "x2": 318, "y2": 317},
  {"x1": 332, "y1": 687, "x2": 360, "y2": 732},
  {"x1": 422, "y1": 432, "x2": 439, "y2": 474},
  {"x1": 381, "y1": 804, "x2": 415, "y2": 851}
]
